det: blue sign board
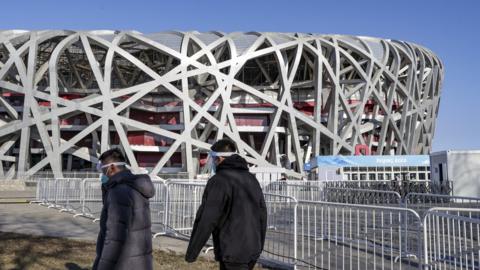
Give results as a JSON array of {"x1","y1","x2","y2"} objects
[{"x1": 309, "y1": 155, "x2": 430, "y2": 169}]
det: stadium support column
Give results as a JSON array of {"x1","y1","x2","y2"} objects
[
  {"x1": 17, "y1": 42, "x2": 33, "y2": 178},
  {"x1": 312, "y1": 46, "x2": 323, "y2": 158},
  {"x1": 17, "y1": 126, "x2": 30, "y2": 178},
  {"x1": 46, "y1": 35, "x2": 63, "y2": 179},
  {"x1": 180, "y1": 36, "x2": 194, "y2": 179},
  {"x1": 66, "y1": 155, "x2": 72, "y2": 171}
]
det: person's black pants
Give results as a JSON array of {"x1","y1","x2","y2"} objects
[{"x1": 219, "y1": 260, "x2": 257, "y2": 270}]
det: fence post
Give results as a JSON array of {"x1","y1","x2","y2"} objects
[
  {"x1": 293, "y1": 199, "x2": 298, "y2": 270},
  {"x1": 421, "y1": 215, "x2": 428, "y2": 270},
  {"x1": 401, "y1": 192, "x2": 412, "y2": 263},
  {"x1": 74, "y1": 179, "x2": 88, "y2": 218},
  {"x1": 163, "y1": 182, "x2": 170, "y2": 235},
  {"x1": 64, "y1": 178, "x2": 71, "y2": 212},
  {"x1": 50, "y1": 179, "x2": 59, "y2": 208},
  {"x1": 152, "y1": 180, "x2": 168, "y2": 238}
]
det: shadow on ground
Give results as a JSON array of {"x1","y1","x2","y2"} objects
[{"x1": 0, "y1": 231, "x2": 224, "y2": 270}]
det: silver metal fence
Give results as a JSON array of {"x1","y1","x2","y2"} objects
[
  {"x1": 250, "y1": 167, "x2": 286, "y2": 188},
  {"x1": 423, "y1": 208, "x2": 480, "y2": 270},
  {"x1": 32, "y1": 178, "x2": 85, "y2": 212},
  {"x1": 73, "y1": 178, "x2": 103, "y2": 221},
  {"x1": 26, "y1": 171, "x2": 100, "y2": 181},
  {"x1": 162, "y1": 181, "x2": 206, "y2": 237},
  {"x1": 155, "y1": 172, "x2": 190, "y2": 180},
  {"x1": 262, "y1": 193, "x2": 298, "y2": 266},
  {"x1": 325, "y1": 187, "x2": 402, "y2": 205},
  {"x1": 31, "y1": 178, "x2": 54, "y2": 205},
  {"x1": 295, "y1": 200, "x2": 424, "y2": 270},
  {"x1": 165, "y1": 178, "x2": 208, "y2": 184},
  {"x1": 31, "y1": 177, "x2": 480, "y2": 269},
  {"x1": 321, "y1": 180, "x2": 404, "y2": 190},
  {"x1": 44, "y1": 178, "x2": 59, "y2": 208},
  {"x1": 321, "y1": 180, "x2": 453, "y2": 196},
  {"x1": 405, "y1": 193, "x2": 480, "y2": 218},
  {"x1": 264, "y1": 182, "x2": 324, "y2": 201},
  {"x1": 264, "y1": 181, "x2": 402, "y2": 205},
  {"x1": 54, "y1": 178, "x2": 84, "y2": 213},
  {"x1": 151, "y1": 180, "x2": 168, "y2": 237}
]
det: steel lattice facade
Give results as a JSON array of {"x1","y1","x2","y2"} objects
[{"x1": 0, "y1": 30, "x2": 443, "y2": 179}]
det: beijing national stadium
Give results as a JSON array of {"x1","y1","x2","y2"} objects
[{"x1": 0, "y1": 30, "x2": 443, "y2": 179}]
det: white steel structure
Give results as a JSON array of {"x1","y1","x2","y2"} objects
[{"x1": 0, "y1": 30, "x2": 443, "y2": 179}]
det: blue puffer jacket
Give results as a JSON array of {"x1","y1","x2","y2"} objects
[{"x1": 93, "y1": 170, "x2": 155, "y2": 270}]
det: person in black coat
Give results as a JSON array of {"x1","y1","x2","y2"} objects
[
  {"x1": 93, "y1": 148, "x2": 155, "y2": 270},
  {"x1": 185, "y1": 139, "x2": 268, "y2": 270}
]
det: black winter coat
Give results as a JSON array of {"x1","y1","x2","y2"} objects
[
  {"x1": 93, "y1": 170, "x2": 155, "y2": 270},
  {"x1": 185, "y1": 154, "x2": 268, "y2": 263}
]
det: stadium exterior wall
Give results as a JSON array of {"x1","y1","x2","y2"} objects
[{"x1": 0, "y1": 30, "x2": 444, "y2": 179}]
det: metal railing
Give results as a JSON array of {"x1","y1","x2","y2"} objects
[
  {"x1": 423, "y1": 208, "x2": 480, "y2": 270},
  {"x1": 264, "y1": 181, "x2": 402, "y2": 205},
  {"x1": 25, "y1": 171, "x2": 100, "y2": 181},
  {"x1": 263, "y1": 193, "x2": 298, "y2": 266},
  {"x1": 324, "y1": 187, "x2": 402, "y2": 205},
  {"x1": 295, "y1": 200, "x2": 423, "y2": 269},
  {"x1": 73, "y1": 179, "x2": 103, "y2": 221},
  {"x1": 320, "y1": 180, "x2": 453, "y2": 196},
  {"x1": 250, "y1": 167, "x2": 286, "y2": 188},
  {"x1": 151, "y1": 180, "x2": 168, "y2": 236},
  {"x1": 32, "y1": 178, "x2": 480, "y2": 270},
  {"x1": 405, "y1": 193, "x2": 480, "y2": 218},
  {"x1": 161, "y1": 181, "x2": 205, "y2": 237},
  {"x1": 264, "y1": 182, "x2": 324, "y2": 201},
  {"x1": 32, "y1": 178, "x2": 101, "y2": 221},
  {"x1": 32, "y1": 178, "x2": 57, "y2": 206},
  {"x1": 55, "y1": 178, "x2": 84, "y2": 213}
]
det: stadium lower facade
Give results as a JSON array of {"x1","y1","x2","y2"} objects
[{"x1": 0, "y1": 30, "x2": 443, "y2": 179}]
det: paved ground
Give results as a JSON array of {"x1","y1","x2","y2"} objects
[
  {"x1": 0, "y1": 187, "x2": 36, "y2": 203},
  {"x1": 0, "y1": 203, "x2": 206, "y2": 257}
]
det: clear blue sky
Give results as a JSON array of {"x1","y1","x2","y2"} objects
[{"x1": 1, "y1": 0, "x2": 478, "y2": 152}]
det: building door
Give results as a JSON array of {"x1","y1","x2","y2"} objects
[{"x1": 439, "y1": 163, "x2": 444, "y2": 183}]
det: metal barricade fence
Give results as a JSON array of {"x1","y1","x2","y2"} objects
[
  {"x1": 27, "y1": 171, "x2": 55, "y2": 181},
  {"x1": 155, "y1": 172, "x2": 190, "y2": 180},
  {"x1": 401, "y1": 181, "x2": 453, "y2": 196},
  {"x1": 31, "y1": 176, "x2": 480, "y2": 270},
  {"x1": 62, "y1": 171, "x2": 100, "y2": 179},
  {"x1": 151, "y1": 179, "x2": 208, "y2": 238},
  {"x1": 322, "y1": 180, "x2": 400, "y2": 191},
  {"x1": 264, "y1": 182, "x2": 324, "y2": 201},
  {"x1": 54, "y1": 178, "x2": 83, "y2": 212},
  {"x1": 43, "y1": 178, "x2": 58, "y2": 207},
  {"x1": 166, "y1": 178, "x2": 208, "y2": 184},
  {"x1": 25, "y1": 171, "x2": 100, "y2": 181},
  {"x1": 74, "y1": 178, "x2": 103, "y2": 221},
  {"x1": 405, "y1": 193, "x2": 480, "y2": 218},
  {"x1": 262, "y1": 193, "x2": 298, "y2": 267},
  {"x1": 295, "y1": 200, "x2": 423, "y2": 270},
  {"x1": 250, "y1": 167, "x2": 285, "y2": 188},
  {"x1": 31, "y1": 178, "x2": 51, "y2": 205},
  {"x1": 151, "y1": 180, "x2": 168, "y2": 237},
  {"x1": 325, "y1": 187, "x2": 402, "y2": 205},
  {"x1": 423, "y1": 208, "x2": 480, "y2": 270},
  {"x1": 163, "y1": 182, "x2": 206, "y2": 237},
  {"x1": 320, "y1": 180, "x2": 453, "y2": 196},
  {"x1": 263, "y1": 181, "x2": 402, "y2": 205}
]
